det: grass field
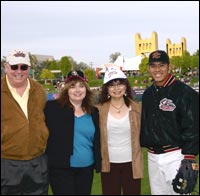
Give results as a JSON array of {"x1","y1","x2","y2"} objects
[
  {"x1": 48, "y1": 148, "x2": 199, "y2": 195},
  {"x1": 90, "y1": 148, "x2": 151, "y2": 195}
]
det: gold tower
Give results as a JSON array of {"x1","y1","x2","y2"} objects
[
  {"x1": 135, "y1": 31, "x2": 158, "y2": 56},
  {"x1": 135, "y1": 31, "x2": 187, "y2": 57},
  {"x1": 166, "y1": 37, "x2": 187, "y2": 58}
]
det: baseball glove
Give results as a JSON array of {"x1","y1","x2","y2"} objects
[{"x1": 172, "y1": 159, "x2": 199, "y2": 194}]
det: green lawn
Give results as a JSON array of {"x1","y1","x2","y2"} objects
[
  {"x1": 90, "y1": 148, "x2": 150, "y2": 195},
  {"x1": 48, "y1": 149, "x2": 199, "y2": 195},
  {"x1": 48, "y1": 149, "x2": 151, "y2": 195}
]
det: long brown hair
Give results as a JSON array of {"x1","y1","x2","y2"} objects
[
  {"x1": 57, "y1": 78, "x2": 95, "y2": 114},
  {"x1": 98, "y1": 78, "x2": 133, "y2": 106}
]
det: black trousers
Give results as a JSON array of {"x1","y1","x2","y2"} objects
[
  {"x1": 1, "y1": 154, "x2": 49, "y2": 195},
  {"x1": 49, "y1": 165, "x2": 94, "y2": 195},
  {"x1": 101, "y1": 162, "x2": 141, "y2": 195}
]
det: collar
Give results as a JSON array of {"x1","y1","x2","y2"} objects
[
  {"x1": 154, "y1": 73, "x2": 176, "y2": 87},
  {"x1": 6, "y1": 75, "x2": 30, "y2": 92}
]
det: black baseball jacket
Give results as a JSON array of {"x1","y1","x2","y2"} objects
[{"x1": 140, "y1": 75, "x2": 199, "y2": 156}]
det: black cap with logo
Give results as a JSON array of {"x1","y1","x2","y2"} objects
[
  {"x1": 148, "y1": 50, "x2": 170, "y2": 65},
  {"x1": 65, "y1": 70, "x2": 88, "y2": 83}
]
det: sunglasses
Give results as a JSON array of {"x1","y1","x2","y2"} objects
[{"x1": 10, "y1": 64, "x2": 29, "y2": 71}]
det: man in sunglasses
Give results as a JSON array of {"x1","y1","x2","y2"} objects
[{"x1": 1, "y1": 49, "x2": 49, "y2": 195}]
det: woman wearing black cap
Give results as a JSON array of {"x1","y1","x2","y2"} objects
[{"x1": 44, "y1": 70, "x2": 101, "y2": 195}]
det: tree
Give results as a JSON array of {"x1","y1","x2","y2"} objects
[
  {"x1": 181, "y1": 51, "x2": 191, "y2": 74},
  {"x1": 40, "y1": 69, "x2": 55, "y2": 84},
  {"x1": 1, "y1": 56, "x2": 6, "y2": 77},
  {"x1": 192, "y1": 50, "x2": 199, "y2": 56},
  {"x1": 29, "y1": 54, "x2": 38, "y2": 80},
  {"x1": 84, "y1": 68, "x2": 96, "y2": 81},
  {"x1": 49, "y1": 60, "x2": 59, "y2": 70},
  {"x1": 75, "y1": 62, "x2": 89, "y2": 70},
  {"x1": 109, "y1": 52, "x2": 121, "y2": 63},
  {"x1": 33, "y1": 60, "x2": 52, "y2": 80},
  {"x1": 139, "y1": 57, "x2": 149, "y2": 75},
  {"x1": 67, "y1": 56, "x2": 77, "y2": 69},
  {"x1": 66, "y1": 55, "x2": 89, "y2": 70},
  {"x1": 59, "y1": 56, "x2": 72, "y2": 80},
  {"x1": 171, "y1": 56, "x2": 183, "y2": 74},
  {"x1": 190, "y1": 50, "x2": 199, "y2": 70}
]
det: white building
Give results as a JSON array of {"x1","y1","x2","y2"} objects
[
  {"x1": 114, "y1": 55, "x2": 143, "y2": 71},
  {"x1": 96, "y1": 55, "x2": 144, "y2": 78}
]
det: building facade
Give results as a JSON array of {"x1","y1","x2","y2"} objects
[
  {"x1": 166, "y1": 37, "x2": 187, "y2": 58},
  {"x1": 135, "y1": 31, "x2": 158, "y2": 56},
  {"x1": 135, "y1": 31, "x2": 187, "y2": 57}
]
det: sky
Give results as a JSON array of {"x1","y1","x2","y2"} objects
[{"x1": 1, "y1": 1, "x2": 199, "y2": 68}]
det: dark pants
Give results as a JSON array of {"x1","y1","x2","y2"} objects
[
  {"x1": 49, "y1": 165, "x2": 94, "y2": 195},
  {"x1": 1, "y1": 154, "x2": 49, "y2": 195},
  {"x1": 101, "y1": 162, "x2": 141, "y2": 195}
]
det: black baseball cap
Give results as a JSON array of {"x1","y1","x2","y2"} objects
[
  {"x1": 65, "y1": 70, "x2": 88, "y2": 83},
  {"x1": 148, "y1": 50, "x2": 170, "y2": 65}
]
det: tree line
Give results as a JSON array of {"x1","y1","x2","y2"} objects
[{"x1": 1, "y1": 50, "x2": 199, "y2": 82}]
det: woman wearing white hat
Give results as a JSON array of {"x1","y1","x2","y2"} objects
[{"x1": 97, "y1": 66, "x2": 144, "y2": 195}]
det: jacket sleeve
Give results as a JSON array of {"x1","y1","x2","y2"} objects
[
  {"x1": 180, "y1": 87, "x2": 199, "y2": 156},
  {"x1": 44, "y1": 101, "x2": 74, "y2": 168},
  {"x1": 92, "y1": 107, "x2": 102, "y2": 173}
]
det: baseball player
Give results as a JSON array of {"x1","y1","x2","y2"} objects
[{"x1": 140, "y1": 50, "x2": 199, "y2": 195}]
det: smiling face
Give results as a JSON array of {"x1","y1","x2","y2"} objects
[
  {"x1": 68, "y1": 80, "x2": 87, "y2": 104},
  {"x1": 107, "y1": 79, "x2": 127, "y2": 98},
  {"x1": 148, "y1": 62, "x2": 171, "y2": 86},
  {"x1": 5, "y1": 63, "x2": 30, "y2": 88}
]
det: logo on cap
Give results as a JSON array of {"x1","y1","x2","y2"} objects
[
  {"x1": 148, "y1": 50, "x2": 169, "y2": 65},
  {"x1": 6, "y1": 49, "x2": 31, "y2": 66},
  {"x1": 71, "y1": 70, "x2": 79, "y2": 76},
  {"x1": 13, "y1": 51, "x2": 26, "y2": 58},
  {"x1": 151, "y1": 51, "x2": 161, "y2": 59},
  {"x1": 103, "y1": 66, "x2": 127, "y2": 84},
  {"x1": 108, "y1": 70, "x2": 118, "y2": 78},
  {"x1": 65, "y1": 70, "x2": 87, "y2": 83}
]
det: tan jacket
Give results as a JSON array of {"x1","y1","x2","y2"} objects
[
  {"x1": 97, "y1": 99, "x2": 144, "y2": 179},
  {"x1": 1, "y1": 76, "x2": 49, "y2": 160}
]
